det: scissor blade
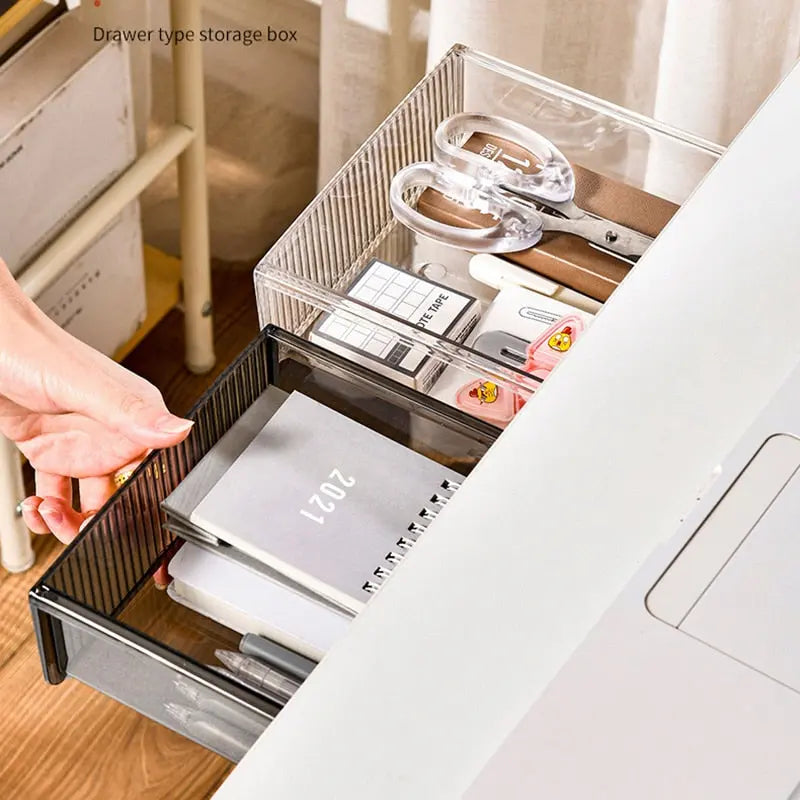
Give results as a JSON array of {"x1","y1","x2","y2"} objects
[
  {"x1": 539, "y1": 213, "x2": 652, "y2": 260},
  {"x1": 498, "y1": 183, "x2": 653, "y2": 259},
  {"x1": 586, "y1": 242, "x2": 639, "y2": 265},
  {"x1": 497, "y1": 183, "x2": 579, "y2": 219}
]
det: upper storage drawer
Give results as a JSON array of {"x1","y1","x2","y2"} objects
[{"x1": 254, "y1": 45, "x2": 723, "y2": 420}]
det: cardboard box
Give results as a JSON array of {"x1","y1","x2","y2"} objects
[
  {"x1": 0, "y1": 14, "x2": 136, "y2": 275},
  {"x1": 34, "y1": 202, "x2": 146, "y2": 357}
]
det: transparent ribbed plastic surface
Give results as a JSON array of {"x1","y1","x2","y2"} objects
[
  {"x1": 254, "y1": 45, "x2": 723, "y2": 397},
  {"x1": 29, "y1": 327, "x2": 498, "y2": 761}
]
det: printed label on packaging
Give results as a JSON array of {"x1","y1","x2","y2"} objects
[{"x1": 311, "y1": 259, "x2": 480, "y2": 383}]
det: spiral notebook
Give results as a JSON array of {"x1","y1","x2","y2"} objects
[{"x1": 166, "y1": 390, "x2": 462, "y2": 614}]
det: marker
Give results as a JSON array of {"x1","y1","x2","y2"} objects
[
  {"x1": 173, "y1": 677, "x2": 270, "y2": 738},
  {"x1": 239, "y1": 633, "x2": 316, "y2": 681},
  {"x1": 164, "y1": 702, "x2": 257, "y2": 761},
  {"x1": 207, "y1": 665, "x2": 281, "y2": 703},
  {"x1": 468, "y1": 253, "x2": 602, "y2": 314},
  {"x1": 216, "y1": 649, "x2": 301, "y2": 702}
]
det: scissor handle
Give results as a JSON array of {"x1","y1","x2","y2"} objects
[
  {"x1": 434, "y1": 113, "x2": 575, "y2": 204},
  {"x1": 389, "y1": 161, "x2": 544, "y2": 253}
]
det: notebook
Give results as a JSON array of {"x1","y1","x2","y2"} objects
[
  {"x1": 168, "y1": 542, "x2": 351, "y2": 661},
  {"x1": 165, "y1": 390, "x2": 462, "y2": 613}
]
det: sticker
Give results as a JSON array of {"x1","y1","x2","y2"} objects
[{"x1": 547, "y1": 325, "x2": 574, "y2": 353}]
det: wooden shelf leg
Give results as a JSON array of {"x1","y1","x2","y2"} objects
[
  {"x1": 0, "y1": 435, "x2": 34, "y2": 573},
  {"x1": 171, "y1": 0, "x2": 216, "y2": 375}
]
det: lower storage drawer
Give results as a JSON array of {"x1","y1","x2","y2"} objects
[{"x1": 29, "y1": 326, "x2": 498, "y2": 761}]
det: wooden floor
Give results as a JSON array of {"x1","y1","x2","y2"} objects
[{"x1": 0, "y1": 266, "x2": 260, "y2": 800}]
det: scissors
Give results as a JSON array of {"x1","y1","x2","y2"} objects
[{"x1": 389, "y1": 113, "x2": 653, "y2": 262}]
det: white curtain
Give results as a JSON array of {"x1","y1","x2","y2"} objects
[{"x1": 318, "y1": 0, "x2": 800, "y2": 183}]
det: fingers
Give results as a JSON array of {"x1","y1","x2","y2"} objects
[
  {"x1": 24, "y1": 459, "x2": 143, "y2": 544},
  {"x1": 67, "y1": 362, "x2": 194, "y2": 450},
  {"x1": 78, "y1": 475, "x2": 117, "y2": 516},
  {"x1": 0, "y1": 289, "x2": 192, "y2": 452},
  {"x1": 154, "y1": 539, "x2": 183, "y2": 590},
  {"x1": 37, "y1": 497, "x2": 86, "y2": 544},
  {"x1": 22, "y1": 495, "x2": 91, "y2": 543},
  {"x1": 153, "y1": 563, "x2": 170, "y2": 589},
  {"x1": 20, "y1": 497, "x2": 50, "y2": 535},
  {"x1": 25, "y1": 463, "x2": 176, "y2": 590},
  {"x1": 0, "y1": 316, "x2": 194, "y2": 451},
  {"x1": 106, "y1": 388, "x2": 194, "y2": 450},
  {"x1": 14, "y1": 412, "x2": 153, "y2": 478},
  {"x1": 35, "y1": 472, "x2": 72, "y2": 506}
]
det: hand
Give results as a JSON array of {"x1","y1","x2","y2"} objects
[{"x1": 0, "y1": 260, "x2": 193, "y2": 556}]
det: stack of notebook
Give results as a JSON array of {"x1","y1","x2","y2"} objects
[{"x1": 163, "y1": 388, "x2": 462, "y2": 661}]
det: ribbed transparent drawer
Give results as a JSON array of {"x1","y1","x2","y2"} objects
[
  {"x1": 254, "y1": 44, "x2": 723, "y2": 409},
  {"x1": 30, "y1": 327, "x2": 498, "y2": 762}
]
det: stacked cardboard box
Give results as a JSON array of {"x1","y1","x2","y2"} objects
[{"x1": 0, "y1": 14, "x2": 145, "y2": 356}]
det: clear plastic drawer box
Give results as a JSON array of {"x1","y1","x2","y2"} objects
[
  {"x1": 254, "y1": 44, "x2": 723, "y2": 401},
  {"x1": 30, "y1": 46, "x2": 723, "y2": 761}
]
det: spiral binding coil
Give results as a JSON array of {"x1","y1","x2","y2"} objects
[{"x1": 361, "y1": 478, "x2": 461, "y2": 595}]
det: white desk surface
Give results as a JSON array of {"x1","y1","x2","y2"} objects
[{"x1": 216, "y1": 64, "x2": 800, "y2": 799}]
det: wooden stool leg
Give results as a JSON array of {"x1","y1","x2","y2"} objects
[
  {"x1": 0, "y1": 435, "x2": 34, "y2": 573},
  {"x1": 171, "y1": 0, "x2": 215, "y2": 375}
]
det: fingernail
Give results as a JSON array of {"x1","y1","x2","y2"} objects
[
  {"x1": 21, "y1": 498, "x2": 39, "y2": 512},
  {"x1": 155, "y1": 415, "x2": 194, "y2": 435},
  {"x1": 154, "y1": 580, "x2": 167, "y2": 591},
  {"x1": 40, "y1": 506, "x2": 63, "y2": 525}
]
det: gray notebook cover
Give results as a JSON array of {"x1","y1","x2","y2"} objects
[
  {"x1": 190, "y1": 391, "x2": 461, "y2": 612},
  {"x1": 162, "y1": 387, "x2": 341, "y2": 610},
  {"x1": 164, "y1": 386, "x2": 290, "y2": 528}
]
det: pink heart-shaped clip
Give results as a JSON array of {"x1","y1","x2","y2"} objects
[
  {"x1": 525, "y1": 314, "x2": 585, "y2": 373},
  {"x1": 456, "y1": 379, "x2": 531, "y2": 428}
]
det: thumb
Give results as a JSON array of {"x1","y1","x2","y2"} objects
[
  {"x1": 29, "y1": 315, "x2": 195, "y2": 448},
  {"x1": 73, "y1": 368, "x2": 194, "y2": 448},
  {"x1": 103, "y1": 388, "x2": 194, "y2": 448}
]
